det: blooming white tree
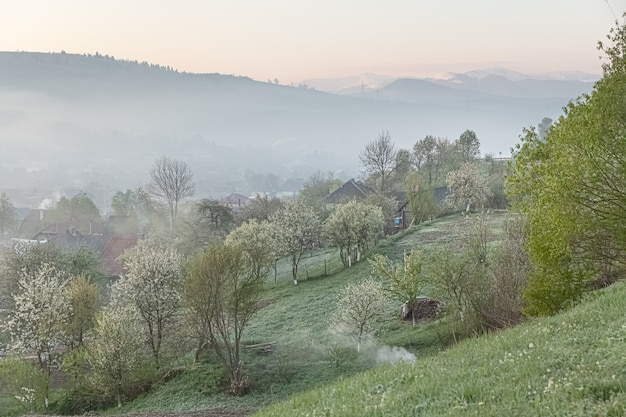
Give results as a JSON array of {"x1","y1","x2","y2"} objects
[
  {"x1": 86, "y1": 305, "x2": 144, "y2": 409},
  {"x1": 113, "y1": 240, "x2": 183, "y2": 369},
  {"x1": 5, "y1": 263, "x2": 69, "y2": 367},
  {"x1": 270, "y1": 200, "x2": 321, "y2": 285},
  {"x1": 330, "y1": 279, "x2": 387, "y2": 352},
  {"x1": 324, "y1": 200, "x2": 384, "y2": 267},
  {"x1": 446, "y1": 162, "x2": 491, "y2": 213},
  {"x1": 4, "y1": 263, "x2": 70, "y2": 408},
  {"x1": 224, "y1": 219, "x2": 277, "y2": 281}
]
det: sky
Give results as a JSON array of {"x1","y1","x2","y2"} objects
[{"x1": 0, "y1": 0, "x2": 624, "y2": 83}]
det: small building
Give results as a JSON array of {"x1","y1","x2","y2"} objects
[
  {"x1": 220, "y1": 193, "x2": 251, "y2": 212},
  {"x1": 323, "y1": 178, "x2": 376, "y2": 206}
]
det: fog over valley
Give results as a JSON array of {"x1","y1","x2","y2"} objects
[{"x1": 0, "y1": 51, "x2": 595, "y2": 210}]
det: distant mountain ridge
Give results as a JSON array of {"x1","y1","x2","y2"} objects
[{"x1": 302, "y1": 66, "x2": 598, "y2": 99}]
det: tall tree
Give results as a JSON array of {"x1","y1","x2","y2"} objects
[
  {"x1": 0, "y1": 192, "x2": 16, "y2": 236},
  {"x1": 455, "y1": 129, "x2": 481, "y2": 162},
  {"x1": 413, "y1": 136, "x2": 456, "y2": 187},
  {"x1": 298, "y1": 170, "x2": 342, "y2": 214},
  {"x1": 359, "y1": 131, "x2": 397, "y2": 193},
  {"x1": 54, "y1": 192, "x2": 101, "y2": 223},
  {"x1": 185, "y1": 245, "x2": 264, "y2": 394},
  {"x1": 113, "y1": 240, "x2": 183, "y2": 369},
  {"x1": 86, "y1": 306, "x2": 144, "y2": 409},
  {"x1": 64, "y1": 275, "x2": 101, "y2": 350},
  {"x1": 405, "y1": 172, "x2": 438, "y2": 224},
  {"x1": 150, "y1": 156, "x2": 195, "y2": 230}
]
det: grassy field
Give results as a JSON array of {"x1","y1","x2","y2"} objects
[
  {"x1": 110, "y1": 211, "x2": 510, "y2": 414},
  {"x1": 0, "y1": 211, "x2": 511, "y2": 416},
  {"x1": 255, "y1": 281, "x2": 626, "y2": 416}
]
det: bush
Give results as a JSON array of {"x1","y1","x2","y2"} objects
[{"x1": 0, "y1": 356, "x2": 49, "y2": 415}]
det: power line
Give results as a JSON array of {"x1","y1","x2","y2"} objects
[{"x1": 604, "y1": 0, "x2": 618, "y2": 20}]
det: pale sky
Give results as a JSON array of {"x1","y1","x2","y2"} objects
[{"x1": 0, "y1": 0, "x2": 623, "y2": 82}]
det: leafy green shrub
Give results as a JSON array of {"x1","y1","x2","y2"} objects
[
  {"x1": 0, "y1": 356, "x2": 49, "y2": 415},
  {"x1": 523, "y1": 264, "x2": 591, "y2": 316}
]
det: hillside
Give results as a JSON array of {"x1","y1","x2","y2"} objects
[
  {"x1": 255, "y1": 281, "x2": 626, "y2": 416},
  {"x1": 0, "y1": 52, "x2": 592, "y2": 202}
]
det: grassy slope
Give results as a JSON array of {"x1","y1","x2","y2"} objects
[
  {"x1": 109, "y1": 212, "x2": 510, "y2": 414},
  {"x1": 255, "y1": 282, "x2": 626, "y2": 417}
]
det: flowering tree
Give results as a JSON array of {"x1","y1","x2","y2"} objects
[
  {"x1": 446, "y1": 162, "x2": 491, "y2": 213},
  {"x1": 224, "y1": 219, "x2": 277, "y2": 281},
  {"x1": 330, "y1": 279, "x2": 387, "y2": 352},
  {"x1": 86, "y1": 306, "x2": 144, "y2": 409},
  {"x1": 5, "y1": 263, "x2": 69, "y2": 367},
  {"x1": 4, "y1": 263, "x2": 70, "y2": 408},
  {"x1": 113, "y1": 240, "x2": 183, "y2": 369},
  {"x1": 270, "y1": 200, "x2": 321, "y2": 285},
  {"x1": 324, "y1": 201, "x2": 384, "y2": 267}
]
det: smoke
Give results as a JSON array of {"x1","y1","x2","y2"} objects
[
  {"x1": 375, "y1": 345, "x2": 416, "y2": 364},
  {"x1": 38, "y1": 198, "x2": 54, "y2": 210}
]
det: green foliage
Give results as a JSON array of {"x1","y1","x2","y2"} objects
[
  {"x1": 507, "y1": 19, "x2": 626, "y2": 315},
  {"x1": 64, "y1": 275, "x2": 101, "y2": 350},
  {"x1": 53, "y1": 191, "x2": 101, "y2": 223},
  {"x1": 185, "y1": 244, "x2": 265, "y2": 395},
  {"x1": 86, "y1": 306, "x2": 146, "y2": 409},
  {"x1": 369, "y1": 250, "x2": 423, "y2": 326},
  {"x1": 405, "y1": 172, "x2": 438, "y2": 223},
  {"x1": 0, "y1": 356, "x2": 49, "y2": 415},
  {"x1": 455, "y1": 129, "x2": 481, "y2": 162}
]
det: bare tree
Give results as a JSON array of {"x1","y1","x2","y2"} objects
[
  {"x1": 359, "y1": 131, "x2": 397, "y2": 193},
  {"x1": 150, "y1": 156, "x2": 195, "y2": 230}
]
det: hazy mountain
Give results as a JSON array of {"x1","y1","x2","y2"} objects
[{"x1": 0, "y1": 52, "x2": 595, "y2": 206}]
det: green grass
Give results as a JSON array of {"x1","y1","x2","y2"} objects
[
  {"x1": 255, "y1": 283, "x2": 626, "y2": 416},
  {"x1": 103, "y1": 212, "x2": 510, "y2": 414}
]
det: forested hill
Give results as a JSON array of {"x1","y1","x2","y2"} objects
[{"x1": 0, "y1": 51, "x2": 592, "y2": 194}]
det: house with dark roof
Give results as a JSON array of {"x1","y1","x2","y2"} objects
[{"x1": 323, "y1": 178, "x2": 376, "y2": 205}]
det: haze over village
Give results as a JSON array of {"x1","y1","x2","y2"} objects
[{"x1": 1, "y1": 1, "x2": 625, "y2": 416}]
